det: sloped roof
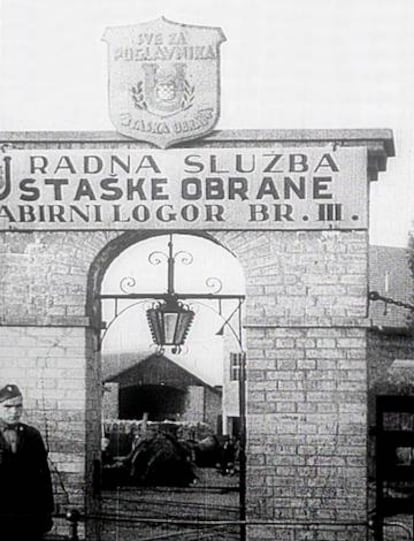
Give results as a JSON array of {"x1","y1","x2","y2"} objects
[
  {"x1": 105, "y1": 353, "x2": 221, "y2": 394},
  {"x1": 369, "y1": 245, "x2": 413, "y2": 329},
  {"x1": 103, "y1": 350, "x2": 153, "y2": 381}
]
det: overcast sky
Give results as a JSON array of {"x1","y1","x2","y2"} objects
[{"x1": 1, "y1": 0, "x2": 413, "y2": 247}]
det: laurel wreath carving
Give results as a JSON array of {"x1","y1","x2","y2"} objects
[
  {"x1": 131, "y1": 79, "x2": 195, "y2": 112},
  {"x1": 131, "y1": 81, "x2": 147, "y2": 110},
  {"x1": 181, "y1": 79, "x2": 195, "y2": 111}
]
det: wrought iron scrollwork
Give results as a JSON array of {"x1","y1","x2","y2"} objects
[
  {"x1": 119, "y1": 237, "x2": 231, "y2": 298},
  {"x1": 173, "y1": 250, "x2": 193, "y2": 266},
  {"x1": 119, "y1": 276, "x2": 137, "y2": 294},
  {"x1": 205, "y1": 277, "x2": 223, "y2": 295},
  {"x1": 148, "y1": 251, "x2": 168, "y2": 266}
]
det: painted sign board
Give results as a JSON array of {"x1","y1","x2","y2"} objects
[{"x1": 0, "y1": 146, "x2": 367, "y2": 231}]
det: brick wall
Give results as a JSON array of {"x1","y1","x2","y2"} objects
[
  {"x1": 0, "y1": 227, "x2": 369, "y2": 540},
  {"x1": 215, "y1": 230, "x2": 369, "y2": 540},
  {"x1": 183, "y1": 385, "x2": 204, "y2": 423},
  {"x1": 0, "y1": 230, "x2": 114, "y2": 538},
  {"x1": 0, "y1": 325, "x2": 88, "y2": 534}
]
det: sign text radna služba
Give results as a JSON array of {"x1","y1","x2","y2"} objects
[{"x1": 0, "y1": 147, "x2": 367, "y2": 230}]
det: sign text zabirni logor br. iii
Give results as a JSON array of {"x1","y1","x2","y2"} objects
[{"x1": 0, "y1": 148, "x2": 366, "y2": 229}]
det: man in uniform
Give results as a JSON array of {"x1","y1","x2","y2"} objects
[{"x1": 0, "y1": 384, "x2": 54, "y2": 540}]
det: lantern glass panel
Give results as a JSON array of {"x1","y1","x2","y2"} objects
[
  {"x1": 175, "y1": 311, "x2": 194, "y2": 344},
  {"x1": 163, "y1": 312, "x2": 179, "y2": 345},
  {"x1": 147, "y1": 308, "x2": 163, "y2": 345}
]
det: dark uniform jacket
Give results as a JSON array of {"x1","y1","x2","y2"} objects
[{"x1": 0, "y1": 423, "x2": 54, "y2": 540}]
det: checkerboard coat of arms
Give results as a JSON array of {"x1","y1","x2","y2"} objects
[{"x1": 102, "y1": 18, "x2": 226, "y2": 148}]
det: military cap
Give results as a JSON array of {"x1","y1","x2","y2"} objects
[{"x1": 0, "y1": 384, "x2": 22, "y2": 403}]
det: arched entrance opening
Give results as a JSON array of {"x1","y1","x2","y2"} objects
[{"x1": 92, "y1": 231, "x2": 246, "y2": 539}]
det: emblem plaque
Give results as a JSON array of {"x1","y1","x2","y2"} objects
[{"x1": 102, "y1": 17, "x2": 226, "y2": 148}]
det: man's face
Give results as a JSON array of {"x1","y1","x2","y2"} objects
[{"x1": 0, "y1": 396, "x2": 23, "y2": 425}]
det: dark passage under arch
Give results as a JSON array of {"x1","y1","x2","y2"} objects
[{"x1": 119, "y1": 384, "x2": 186, "y2": 421}]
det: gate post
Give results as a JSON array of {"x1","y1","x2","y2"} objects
[{"x1": 215, "y1": 130, "x2": 394, "y2": 541}]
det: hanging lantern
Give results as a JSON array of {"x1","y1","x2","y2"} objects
[{"x1": 147, "y1": 296, "x2": 195, "y2": 352}]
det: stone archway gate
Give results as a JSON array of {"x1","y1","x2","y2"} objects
[{"x1": 0, "y1": 129, "x2": 394, "y2": 540}]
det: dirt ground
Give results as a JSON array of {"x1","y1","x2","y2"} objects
[
  {"x1": 100, "y1": 467, "x2": 240, "y2": 541},
  {"x1": 97, "y1": 472, "x2": 414, "y2": 541}
]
